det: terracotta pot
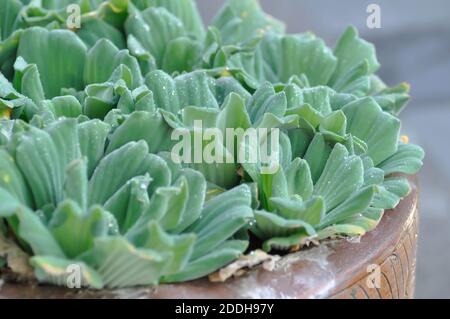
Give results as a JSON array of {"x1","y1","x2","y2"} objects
[{"x1": 0, "y1": 176, "x2": 419, "y2": 299}]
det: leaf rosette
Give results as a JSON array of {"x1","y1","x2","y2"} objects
[
  {"x1": 0, "y1": 0, "x2": 425, "y2": 288},
  {"x1": 0, "y1": 118, "x2": 253, "y2": 288}
]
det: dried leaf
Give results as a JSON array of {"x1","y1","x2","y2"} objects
[
  {"x1": 209, "y1": 249, "x2": 280, "y2": 282},
  {"x1": 0, "y1": 233, "x2": 34, "y2": 280}
]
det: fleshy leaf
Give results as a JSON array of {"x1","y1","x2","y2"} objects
[
  {"x1": 16, "y1": 206, "x2": 65, "y2": 258},
  {"x1": 329, "y1": 26, "x2": 380, "y2": 86},
  {"x1": 186, "y1": 184, "x2": 252, "y2": 259},
  {"x1": 378, "y1": 143, "x2": 424, "y2": 175},
  {"x1": 80, "y1": 236, "x2": 170, "y2": 288},
  {"x1": 84, "y1": 39, "x2": 142, "y2": 89},
  {"x1": 163, "y1": 240, "x2": 248, "y2": 282},
  {"x1": 253, "y1": 210, "x2": 316, "y2": 241},
  {"x1": 319, "y1": 185, "x2": 376, "y2": 228},
  {"x1": 212, "y1": 0, "x2": 284, "y2": 44},
  {"x1": 77, "y1": 119, "x2": 111, "y2": 177},
  {"x1": 342, "y1": 97, "x2": 400, "y2": 165},
  {"x1": 88, "y1": 141, "x2": 150, "y2": 205},
  {"x1": 313, "y1": 143, "x2": 364, "y2": 211},
  {"x1": 48, "y1": 201, "x2": 109, "y2": 259},
  {"x1": 0, "y1": 0, "x2": 21, "y2": 41},
  {"x1": 106, "y1": 111, "x2": 174, "y2": 154},
  {"x1": 285, "y1": 158, "x2": 313, "y2": 199},
  {"x1": 17, "y1": 27, "x2": 88, "y2": 97},
  {"x1": 125, "y1": 7, "x2": 185, "y2": 69}
]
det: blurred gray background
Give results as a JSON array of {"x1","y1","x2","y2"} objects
[{"x1": 198, "y1": 0, "x2": 450, "y2": 299}]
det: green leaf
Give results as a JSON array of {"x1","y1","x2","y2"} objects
[
  {"x1": 132, "y1": 221, "x2": 195, "y2": 275},
  {"x1": 227, "y1": 33, "x2": 337, "y2": 87},
  {"x1": 262, "y1": 231, "x2": 313, "y2": 251},
  {"x1": 77, "y1": 18, "x2": 126, "y2": 49},
  {"x1": 88, "y1": 141, "x2": 150, "y2": 205},
  {"x1": 0, "y1": 71, "x2": 21, "y2": 99},
  {"x1": 372, "y1": 177, "x2": 410, "y2": 210},
  {"x1": 126, "y1": 186, "x2": 179, "y2": 236},
  {"x1": 48, "y1": 118, "x2": 81, "y2": 165},
  {"x1": 170, "y1": 168, "x2": 206, "y2": 233},
  {"x1": 320, "y1": 110, "x2": 347, "y2": 137},
  {"x1": 363, "y1": 165, "x2": 384, "y2": 187},
  {"x1": 125, "y1": 7, "x2": 185, "y2": 69},
  {"x1": 303, "y1": 133, "x2": 332, "y2": 183},
  {"x1": 270, "y1": 196, "x2": 324, "y2": 225},
  {"x1": 163, "y1": 239, "x2": 247, "y2": 282},
  {"x1": 33, "y1": 0, "x2": 77, "y2": 9},
  {"x1": 212, "y1": 0, "x2": 284, "y2": 44},
  {"x1": 253, "y1": 210, "x2": 316, "y2": 240},
  {"x1": 0, "y1": 0, "x2": 21, "y2": 41},
  {"x1": 133, "y1": 0, "x2": 205, "y2": 38},
  {"x1": 378, "y1": 143, "x2": 424, "y2": 175},
  {"x1": 329, "y1": 26, "x2": 380, "y2": 86},
  {"x1": 342, "y1": 97, "x2": 400, "y2": 165},
  {"x1": 13, "y1": 57, "x2": 45, "y2": 104},
  {"x1": 293, "y1": 86, "x2": 333, "y2": 116},
  {"x1": 80, "y1": 236, "x2": 170, "y2": 288},
  {"x1": 0, "y1": 149, "x2": 33, "y2": 207},
  {"x1": 84, "y1": 39, "x2": 142, "y2": 89},
  {"x1": 17, "y1": 27, "x2": 88, "y2": 97},
  {"x1": 372, "y1": 81, "x2": 410, "y2": 115},
  {"x1": 313, "y1": 143, "x2": 364, "y2": 211},
  {"x1": 162, "y1": 37, "x2": 202, "y2": 73},
  {"x1": 41, "y1": 95, "x2": 83, "y2": 118},
  {"x1": 106, "y1": 111, "x2": 174, "y2": 154},
  {"x1": 158, "y1": 176, "x2": 189, "y2": 231},
  {"x1": 16, "y1": 206, "x2": 65, "y2": 258},
  {"x1": 341, "y1": 210, "x2": 382, "y2": 233},
  {"x1": 246, "y1": 82, "x2": 286, "y2": 124},
  {"x1": 285, "y1": 158, "x2": 313, "y2": 199},
  {"x1": 186, "y1": 184, "x2": 252, "y2": 259},
  {"x1": 278, "y1": 34, "x2": 337, "y2": 86},
  {"x1": 104, "y1": 175, "x2": 150, "y2": 234},
  {"x1": 213, "y1": 76, "x2": 251, "y2": 105},
  {"x1": 145, "y1": 70, "x2": 218, "y2": 113},
  {"x1": 0, "y1": 188, "x2": 23, "y2": 217},
  {"x1": 63, "y1": 158, "x2": 88, "y2": 209},
  {"x1": 15, "y1": 125, "x2": 64, "y2": 208},
  {"x1": 180, "y1": 106, "x2": 218, "y2": 128},
  {"x1": 319, "y1": 185, "x2": 376, "y2": 228},
  {"x1": 217, "y1": 92, "x2": 251, "y2": 132},
  {"x1": 77, "y1": 119, "x2": 111, "y2": 177},
  {"x1": 48, "y1": 200, "x2": 109, "y2": 259}
]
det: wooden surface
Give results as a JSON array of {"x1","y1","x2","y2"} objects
[{"x1": 0, "y1": 177, "x2": 419, "y2": 299}]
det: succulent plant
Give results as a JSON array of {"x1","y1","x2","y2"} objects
[
  {"x1": 210, "y1": 4, "x2": 409, "y2": 115},
  {"x1": 223, "y1": 82, "x2": 423, "y2": 250},
  {"x1": 92, "y1": 77, "x2": 424, "y2": 251},
  {"x1": 0, "y1": 0, "x2": 424, "y2": 289},
  {"x1": 0, "y1": 118, "x2": 253, "y2": 287}
]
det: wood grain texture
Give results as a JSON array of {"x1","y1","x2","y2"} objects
[
  {"x1": 331, "y1": 206, "x2": 418, "y2": 299},
  {"x1": 0, "y1": 176, "x2": 419, "y2": 299}
]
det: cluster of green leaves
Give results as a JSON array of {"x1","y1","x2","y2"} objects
[
  {"x1": 0, "y1": 118, "x2": 252, "y2": 287},
  {"x1": 0, "y1": 0, "x2": 424, "y2": 288}
]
